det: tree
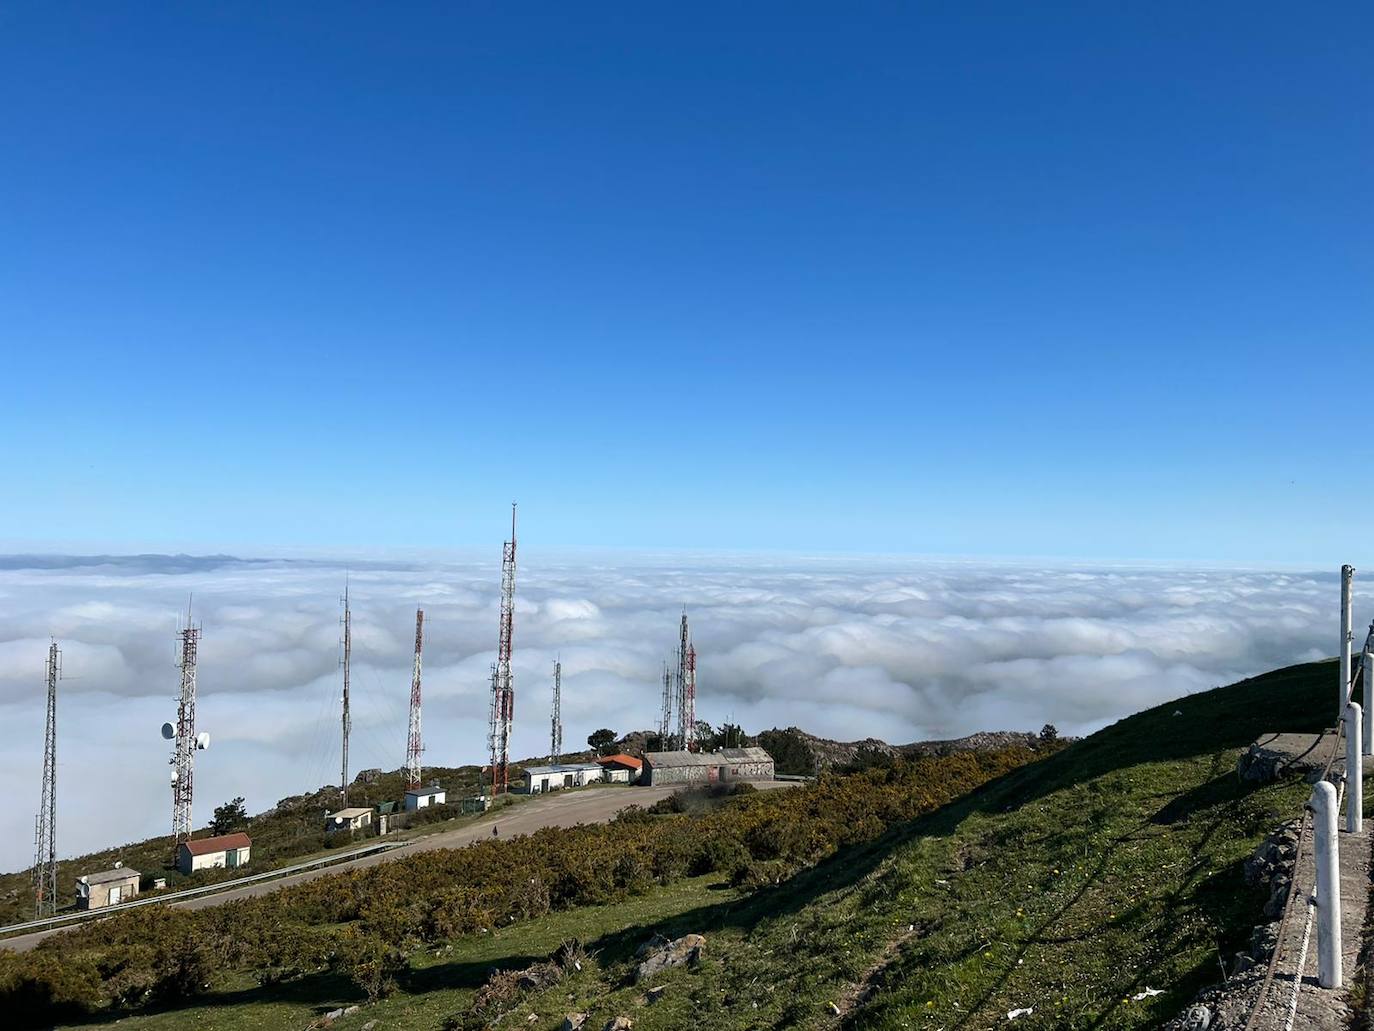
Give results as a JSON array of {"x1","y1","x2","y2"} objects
[
  {"x1": 587, "y1": 729, "x2": 617, "y2": 755},
  {"x1": 1039, "y1": 723, "x2": 1059, "y2": 744},
  {"x1": 209, "y1": 797, "x2": 248, "y2": 835},
  {"x1": 716, "y1": 722, "x2": 746, "y2": 749},
  {"x1": 692, "y1": 720, "x2": 716, "y2": 750}
]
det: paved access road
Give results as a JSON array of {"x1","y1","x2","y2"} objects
[{"x1": 2, "y1": 780, "x2": 794, "y2": 952}]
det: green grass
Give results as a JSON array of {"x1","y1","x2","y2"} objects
[
  {"x1": 46, "y1": 661, "x2": 1348, "y2": 1029},
  {"x1": 60, "y1": 874, "x2": 738, "y2": 1030}
]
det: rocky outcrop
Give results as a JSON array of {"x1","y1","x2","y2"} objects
[{"x1": 635, "y1": 933, "x2": 705, "y2": 982}]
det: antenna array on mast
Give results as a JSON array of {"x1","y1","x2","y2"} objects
[
  {"x1": 406, "y1": 608, "x2": 425, "y2": 789},
  {"x1": 171, "y1": 608, "x2": 201, "y2": 852},
  {"x1": 488, "y1": 503, "x2": 517, "y2": 795},
  {"x1": 33, "y1": 641, "x2": 59, "y2": 919},
  {"x1": 340, "y1": 582, "x2": 352, "y2": 806},
  {"x1": 551, "y1": 659, "x2": 563, "y2": 764},
  {"x1": 675, "y1": 611, "x2": 697, "y2": 750}
]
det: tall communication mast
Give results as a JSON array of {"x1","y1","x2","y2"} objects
[
  {"x1": 171, "y1": 608, "x2": 201, "y2": 850},
  {"x1": 675, "y1": 611, "x2": 697, "y2": 750},
  {"x1": 550, "y1": 659, "x2": 563, "y2": 764},
  {"x1": 340, "y1": 582, "x2": 352, "y2": 806},
  {"x1": 659, "y1": 661, "x2": 673, "y2": 746},
  {"x1": 33, "y1": 641, "x2": 59, "y2": 919},
  {"x1": 488, "y1": 503, "x2": 517, "y2": 795},
  {"x1": 406, "y1": 609, "x2": 424, "y2": 789}
]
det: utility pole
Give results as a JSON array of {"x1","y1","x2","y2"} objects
[
  {"x1": 550, "y1": 659, "x2": 562, "y2": 764},
  {"x1": 488, "y1": 503, "x2": 517, "y2": 795},
  {"x1": 340, "y1": 581, "x2": 351, "y2": 807},
  {"x1": 171, "y1": 605, "x2": 200, "y2": 853},
  {"x1": 406, "y1": 609, "x2": 424, "y2": 789},
  {"x1": 1341, "y1": 565, "x2": 1355, "y2": 716},
  {"x1": 33, "y1": 641, "x2": 58, "y2": 919}
]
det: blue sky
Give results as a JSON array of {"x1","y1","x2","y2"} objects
[{"x1": 1, "y1": 3, "x2": 1370, "y2": 563}]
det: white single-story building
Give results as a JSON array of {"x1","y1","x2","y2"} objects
[
  {"x1": 77, "y1": 865, "x2": 140, "y2": 909},
  {"x1": 177, "y1": 832, "x2": 252, "y2": 874},
  {"x1": 325, "y1": 806, "x2": 373, "y2": 832},
  {"x1": 596, "y1": 753, "x2": 643, "y2": 783},
  {"x1": 523, "y1": 762, "x2": 603, "y2": 794},
  {"x1": 405, "y1": 786, "x2": 447, "y2": 811}
]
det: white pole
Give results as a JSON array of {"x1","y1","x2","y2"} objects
[
  {"x1": 1364, "y1": 648, "x2": 1373, "y2": 757},
  {"x1": 1312, "y1": 780, "x2": 1342, "y2": 990},
  {"x1": 1341, "y1": 565, "x2": 1354, "y2": 714},
  {"x1": 1347, "y1": 702, "x2": 1363, "y2": 834}
]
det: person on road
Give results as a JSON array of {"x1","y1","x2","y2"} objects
[{"x1": 492, "y1": 825, "x2": 499, "y2": 838}]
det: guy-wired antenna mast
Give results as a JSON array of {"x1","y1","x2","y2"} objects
[
  {"x1": 675, "y1": 611, "x2": 697, "y2": 750},
  {"x1": 550, "y1": 659, "x2": 563, "y2": 764},
  {"x1": 32, "y1": 641, "x2": 59, "y2": 918},
  {"x1": 488, "y1": 503, "x2": 517, "y2": 795},
  {"x1": 406, "y1": 609, "x2": 425, "y2": 788},
  {"x1": 659, "y1": 661, "x2": 673, "y2": 745},
  {"x1": 340, "y1": 581, "x2": 352, "y2": 806},
  {"x1": 169, "y1": 602, "x2": 204, "y2": 852}
]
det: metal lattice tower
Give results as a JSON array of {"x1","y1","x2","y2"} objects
[
  {"x1": 551, "y1": 659, "x2": 563, "y2": 764},
  {"x1": 675, "y1": 611, "x2": 697, "y2": 750},
  {"x1": 340, "y1": 582, "x2": 352, "y2": 807},
  {"x1": 33, "y1": 641, "x2": 59, "y2": 919},
  {"x1": 659, "y1": 661, "x2": 673, "y2": 745},
  {"x1": 488, "y1": 503, "x2": 517, "y2": 795},
  {"x1": 171, "y1": 615, "x2": 200, "y2": 850},
  {"x1": 406, "y1": 608, "x2": 425, "y2": 789}
]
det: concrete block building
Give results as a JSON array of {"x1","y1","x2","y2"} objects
[
  {"x1": 177, "y1": 832, "x2": 252, "y2": 874},
  {"x1": 643, "y1": 747, "x2": 775, "y2": 786},
  {"x1": 76, "y1": 865, "x2": 140, "y2": 909}
]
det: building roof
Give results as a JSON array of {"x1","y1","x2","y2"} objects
[
  {"x1": 596, "y1": 753, "x2": 643, "y2": 770},
  {"x1": 523, "y1": 762, "x2": 603, "y2": 777},
  {"x1": 405, "y1": 785, "x2": 446, "y2": 797},
  {"x1": 644, "y1": 750, "x2": 719, "y2": 767},
  {"x1": 81, "y1": 866, "x2": 140, "y2": 885},
  {"x1": 327, "y1": 807, "x2": 373, "y2": 820},
  {"x1": 180, "y1": 832, "x2": 252, "y2": 856},
  {"x1": 720, "y1": 746, "x2": 773, "y2": 763}
]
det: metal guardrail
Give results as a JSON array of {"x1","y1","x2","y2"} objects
[{"x1": 0, "y1": 838, "x2": 409, "y2": 941}]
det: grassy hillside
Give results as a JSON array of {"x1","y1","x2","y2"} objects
[
  {"x1": 0, "y1": 763, "x2": 499, "y2": 927},
  {"x1": 4, "y1": 660, "x2": 1343, "y2": 1030}
]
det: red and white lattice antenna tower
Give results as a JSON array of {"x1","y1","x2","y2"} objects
[
  {"x1": 683, "y1": 641, "x2": 697, "y2": 751},
  {"x1": 171, "y1": 599, "x2": 201, "y2": 853},
  {"x1": 488, "y1": 503, "x2": 517, "y2": 795},
  {"x1": 32, "y1": 640, "x2": 59, "y2": 918},
  {"x1": 406, "y1": 608, "x2": 424, "y2": 789},
  {"x1": 659, "y1": 660, "x2": 673, "y2": 745},
  {"x1": 550, "y1": 658, "x2": 562, "y2": 764}
]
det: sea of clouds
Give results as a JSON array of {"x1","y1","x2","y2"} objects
[{"x1": 0, "y1": 553, "x2": 1348, "y2": 872}]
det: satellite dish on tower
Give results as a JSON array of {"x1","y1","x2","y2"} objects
[
  {"x1": 161, "y1": 722, "x2": 174, "y2": 740},
  {"x1": 195, "y1": 732, "x2": 211, "y2": 750}
]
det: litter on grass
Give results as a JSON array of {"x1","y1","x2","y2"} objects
[{"x1": 1008, "y1": 1008, "x2": 1034, "y2": 1019}]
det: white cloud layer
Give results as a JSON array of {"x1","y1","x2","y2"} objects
[{"x1": 0, "y1": 554, "x2": 1354, "y2": 871}]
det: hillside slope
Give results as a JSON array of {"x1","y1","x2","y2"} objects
[{"x1": 6, "y1": 660, "x2": 1340, "y2": 1031}]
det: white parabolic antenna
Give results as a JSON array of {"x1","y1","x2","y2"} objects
[
  {"x1": 161, "y1": 722, "x2": 174, "y2": 740},
  {"x1": 169, "y1": 769, "x2": 178, "y2": 784},
  {"x1": 195, "y1": 732, "x2": 211, "y2": 750}
]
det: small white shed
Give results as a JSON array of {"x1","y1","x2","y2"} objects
[{"x1": 405, "y1": 786, "x2": 447, "y2": 811}]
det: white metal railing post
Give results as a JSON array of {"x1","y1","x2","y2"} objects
[
  {"x1": 1341, "y1": 565, "x2": 1354, "y2": 714},
  {"x1": 1364, "y1": 649, "x2": 1373, "y2": 757},
  {"x1": 1347, "y1": 703, "x2": 1363, "y2": 834},
  {"x1": 1312, "y1": 780, "x2": 1342, "y2": 990}
]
